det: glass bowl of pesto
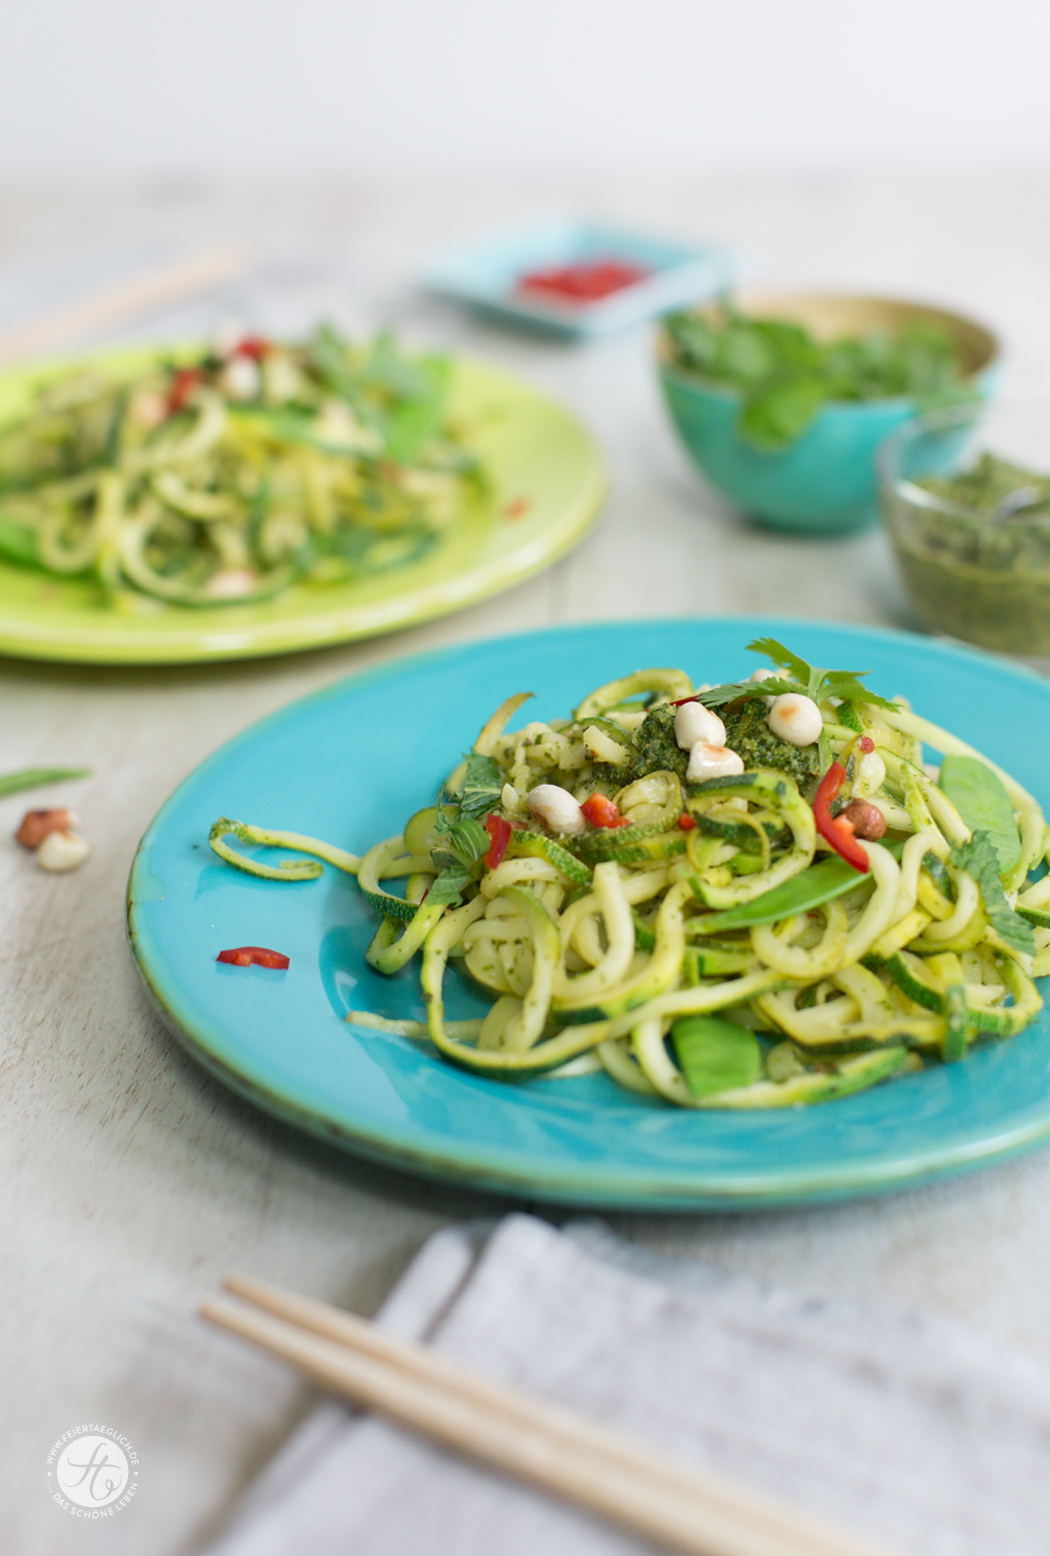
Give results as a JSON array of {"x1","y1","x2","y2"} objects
[
  {"x1": 877, "y1": 403, "x2": 1050, "y2": 660},
  {"x1": 657, "y1": 292, "x2": 998, "y2": 536}
]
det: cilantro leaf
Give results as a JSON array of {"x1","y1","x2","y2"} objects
[
  {"x1": 698, "y1": 677, "x2": 799, "y2": 710},
  {"x1": 741, "y1": 639, "x2": 898, "y2": 712},
  {"x1": 458, "y1": 752, "x2": 502, "y2": 821},
  {"x1": 738, "y1": 377, "x2": 826, "y2": 452},
  {"x1": 818, "y1": 671, "x2": 898, "y2": 713},
  {"x1": 663, "y1": 307, "x2": 970, "y2": 453},
  {"x1": 950, "y1": 833, "x2": 1035, "y2": 956},
  {"x1": 747, "y1": 638, "x2": 813, "y2": 686}
]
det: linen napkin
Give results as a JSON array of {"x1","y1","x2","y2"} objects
[{"x1": 202, "y1": 1214, "x2": 1050, "y2": 1556}]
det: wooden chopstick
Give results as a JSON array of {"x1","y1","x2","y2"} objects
[
  {"x1": 221, "y1": 1273, "x2": 815, "y2": 1538},
  {"x1": 203, "y1": 1277, "x2": 902, "y2": 1556},
  {"x1": 0, "y1": 244, "x2": 248, "y2": 367}
]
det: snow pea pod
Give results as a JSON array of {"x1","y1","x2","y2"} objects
[
  {"x1": 938, "y1": 754, "x2": 1020, "y2": 874},
  {"x1": 692, "y1": 854, "x2": 864, "y2": 934}
]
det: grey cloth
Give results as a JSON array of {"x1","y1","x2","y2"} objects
[{"x1": 202, "y1": 1214, "x2": 1050, "y2": 1556}]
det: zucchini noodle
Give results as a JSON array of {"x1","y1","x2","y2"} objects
[
  {"x1": 211, "y1": 639, "x2": 1048, "y2": 1109},
  {"x1": 0, "y1": 327, "x2": 485, "y2": 606}
]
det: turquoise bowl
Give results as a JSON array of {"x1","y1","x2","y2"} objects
[{"x1": 657, "y1": 292, "x2": 999, "y2": 536}]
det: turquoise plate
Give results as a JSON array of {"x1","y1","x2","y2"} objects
[{"x1": 127, "y1": 617, "x2": 1050, "y2": 1209}]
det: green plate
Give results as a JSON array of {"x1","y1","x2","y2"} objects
[{"x1": 0, "y1": 346, "x2": 605, "y2": 664}]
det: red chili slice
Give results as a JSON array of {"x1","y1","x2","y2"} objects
[
  {"x1": 581, "y1": 793, "x2": 631, "y2": 829},
  {"x1": 235, "y1": 336, "x2": 270, "y2": 360},
  {"x1": 812, "y1": 763, "x2": 870, "y2": 874},
  {"x1": 217, "y1": 945, "x2": 290, "y2": 970},
  {"x1": 484, "y1": 813, "x2": 512, "y2": 870},
  {"x1": 168, "y1": 366, "x2": 202, "y2": 414},
  {"x1": 677, "y1": 813, "x2": 696, "y2": 831}
]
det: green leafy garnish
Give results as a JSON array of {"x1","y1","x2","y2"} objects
[
  {"x1": 698, "y1": 638, "x2": 897, "y2": 714},
  {"x1": 428, "y1": 786, "x2": 493, "y2": 907},
  {"x1": 671, "y1": 1014, "x2": 763, "y2": 1097},
  {"x1": 939, "y1": 756, "x2": 1020, "y2": 874},
  {"x1": 737, "y1": 376, "x2": 826, "y2": 452},
  {"x1": 457, "y1": 752, "x2": 502, "y2": 822},
  {"x1": 425, "y1": 864, "x2": 473, "y2": 906},
  {"x1": 950, "y1": 833, "x2": 1035, "y2": 956},
  {"x1": 664, "y1": 304, "x2": 973, "y2": 452}
]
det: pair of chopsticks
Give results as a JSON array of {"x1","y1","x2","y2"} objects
[
  {"x1": 0, "y1": 243, "x2": 248, "y2": 368},
  {"x1": 203, "y1": 1276, "x2": 901, "y2": 1556}
]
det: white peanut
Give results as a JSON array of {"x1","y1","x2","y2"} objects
[
  {"x1": 686, "y1": 743, "x2": 745, "y2": 783},
  {"x1": 749, "y1": 667, "x2": 777, "y2": 706},
  {"x1": 37, "y1": 831, "x2": 91, "y2": 872},
  {"x1": 527, "y1": 783, "x2": 586, "y2": 836},
  {"x1": 219, "y1": 355, "x2": 261, "y2": 402},
  {"x1": 767, "y1": 693, "x2": 822, "y2": 748},
  {"x1": 674, "y1": 702, "x2": 726, "y2": 751}
]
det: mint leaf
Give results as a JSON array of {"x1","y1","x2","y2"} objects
[
  {"x1": 383, "y1": 355, "x2": 450, "y2": 464},
  {"x1": 458, "y1": 752, "x2": 502, "y2": 821},
  {"x1": 425, "y1": 864, "x2": 472, "y2": 907},
  {"x1": 450, "y1": 816, "x2": 489, "y2": 867},
  {"x1": 950, "y1": 833, "x2": 1035, "y2": 956}
]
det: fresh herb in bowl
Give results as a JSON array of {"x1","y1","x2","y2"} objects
[{"x1": 664, "y1": 302, "x2": 973, "y2": 452}]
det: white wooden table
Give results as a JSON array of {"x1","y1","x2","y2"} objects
[{"x1": 6, "y1": 173, "x2": 1050, "y2": 1555}]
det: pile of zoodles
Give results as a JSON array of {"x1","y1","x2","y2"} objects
[
  {"x1": 0, "y1": 327, "x2": 483, "y2": 607},
  {"x1": 210, "y1": 638, "x2": 1050, "y2": 1109}
]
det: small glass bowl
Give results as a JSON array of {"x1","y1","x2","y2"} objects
[{"x1": 877, "y1": 403, "x2": 1050, "y2": 659}]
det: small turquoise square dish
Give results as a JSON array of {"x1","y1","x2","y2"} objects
[
  {"x1": 422, "y1": 219, "x2": 730, "y2": 339},
  {"x1": 127, "y1": 617, "x2": 1050, "y2": 1210}
]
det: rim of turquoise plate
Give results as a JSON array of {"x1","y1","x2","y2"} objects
[{"x1": 127, "y1": 616, "x2": 1050, "y2": 1208}]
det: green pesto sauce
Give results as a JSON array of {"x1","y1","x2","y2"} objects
[
  {"x1": 919, "y1": 453, "x2": 1050, "y2": 517},
  {"x1": 721, "y1": 698, "x2": 819, "y2": 788},
  {"x1": 892, "y1": 453, "x2": 1050, "y2": 654},
  {"x1": 630, "y1": 704, "x2": 688, "y2": 783},
  {"x1": 623, "y1": 698, "x2": 816, "y2": 790}
]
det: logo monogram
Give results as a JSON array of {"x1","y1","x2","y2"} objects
[{"x1": 46, "y1": 1426, "x2": 139, "y2": 1517}]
